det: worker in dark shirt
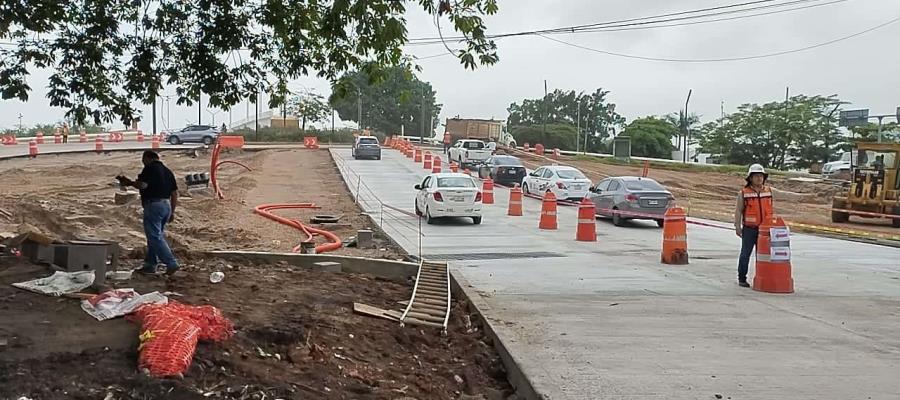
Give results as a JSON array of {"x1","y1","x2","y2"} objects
[{"x1": 116, "y1": 151, "x2": 180, "y2": 275}]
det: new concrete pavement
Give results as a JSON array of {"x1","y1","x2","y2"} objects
[{"x1": 332, "y1": 147, "x2": 900, "y2": 400}]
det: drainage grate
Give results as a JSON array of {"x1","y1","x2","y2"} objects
[{"x1": 422, "y1": 251, "x2": 565, "y2": 261}]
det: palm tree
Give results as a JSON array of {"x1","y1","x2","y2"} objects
[{"x1": 665, "y1": 111, "x2": 701, "y2": 154}]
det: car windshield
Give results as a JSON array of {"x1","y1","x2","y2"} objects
[
  {"x1": 493, "y1": 157, "x2": 522, "y2": 166},
  {"x1": 556, "y1": 169, "x2": 586, "y2": 179},
  {"x1": 437, "y1": 177, "x2": 476, "y2": 188},
  {"x1": 463, "y1": 141, "x2": 485, "y2": 150},
  {"x1": 358, "y1": 137, "x2": 378, "y2": 145},
  {"x1": 856, "y1": 150, "x2": 897, "y2": 170},
  {"x1": 624, "y1": 179, "x2": 666, "y2": 191}
]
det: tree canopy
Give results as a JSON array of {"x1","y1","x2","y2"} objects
[
  {"x1": 510, "y1": 123, "x2": 578, "y2": 151},
  {"x1": 329, "y1": 66, "x2": 440, "y2": 137},
  {"x1": 619, "y1": 117, "x2": 678, "y2": 159},
  {"x1": 697, "y1": 95, "x2": 845, "y2": 169},
  {"x1": 850, "y1": 122, "x2": 900, "y2": 143},
  {"x1": 287, "y1": 92, "x2": 330, "y2": 132},
  {"x1": 0, "y1": 0, "x2": 498, "y2": 125},
  {"x1": 507, "y1": 88, "x2": 625, "y2": 144}
]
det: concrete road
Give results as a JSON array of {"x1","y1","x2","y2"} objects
[{"x1": 332, "y1": 148, "x2": 900, "y2": 400}]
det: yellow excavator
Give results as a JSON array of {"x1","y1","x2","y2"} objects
[{"x1": 831, "y1": 142, "x2": 900, "y2": 227}]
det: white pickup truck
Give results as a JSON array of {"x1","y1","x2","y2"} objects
[{"x1": 448, "y1": 139, "x2": 492, "y2": 168}]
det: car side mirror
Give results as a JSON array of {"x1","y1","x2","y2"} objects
[{"x1": 414, "y1": 184, "x2": 422, "y2": 190}]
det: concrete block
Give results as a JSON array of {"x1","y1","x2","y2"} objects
[
  {"x1": 357, "y1": 229, "x2": 374, "y2": 248},
  {"x1": 21, "y1": 242, "x2": 60, "y2": 264},
  {"x1": 312, "y1": 261, "x2": 342, "y2": 273},
  {"x1": 53, "y1": 240, "x2": 119, "y2": 286}
]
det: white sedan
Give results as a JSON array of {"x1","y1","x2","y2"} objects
[
  {"x1": 414, "y1": 173, "x2": 483, "y2": 225},
  {"x1": 521, "y1": 165, "x2": 592, "y2": 200}
]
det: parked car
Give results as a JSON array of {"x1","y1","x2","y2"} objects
[
  {"x1": 448, "y1": 139, "x2": 492, "y2": 168},
  {"x1": 352, "y1": 136, "x2": 382, "y2": 160},
  {"x1": 822, "y1": 151, "x2": 852, "y2": 179},
  {"x1": 521, "y1": 165, "x2": 592, "y2": 200},
  {"x1": 414, "y1": 173, "x2": 483, "y2": 225},
  {"x1": 587, "y1": 176, "x2": 675, "y2": 227},
  {"x1": 477, "y1": 155, "x2": 526, "y2": 185},
  {"x1": 167, "y1": 125, "x2": 219, "y2": 145}
]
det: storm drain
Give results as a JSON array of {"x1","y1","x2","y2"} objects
[{"x1": 422, "y1": 251, "x2": 566, "y2": 261}]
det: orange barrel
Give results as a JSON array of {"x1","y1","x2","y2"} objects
[
  {"x1": 660, "y1": 207, "x2": 689, "y2": 264},
  {"x1": 432, "y1": 156, "x2": 442, "y2": 173},
  {"x1": 539, "y1": 191, "x2": 558, "y2": 230},
  {"x1": 576, "y1": 198, "x2": 597, "y2": 241},
  {"x1": 508, "y1": 185, "x2": 523, "y2": 216},
  {"x1": 482, "y1": 178, "x2": 494, "y2": 204},
  {"x1": 423, "y1": 152, "x2": 433, "y2": 170},
  {"x1": 753, "y1": 217, "x2": 794, "y2": 293}
]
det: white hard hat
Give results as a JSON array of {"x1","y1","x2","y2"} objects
[{"x1": 747, "y1": 163, "x2": 768, "y2": 180}]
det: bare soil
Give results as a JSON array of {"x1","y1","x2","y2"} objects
[{"x1": 0, "y1": 258, "x2": 513, "y2": 400}]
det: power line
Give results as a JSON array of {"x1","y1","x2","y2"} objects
[{"x1": 536, "y1": 15, "x2": 900, "y2": 63}]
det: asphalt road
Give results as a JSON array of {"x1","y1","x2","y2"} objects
[{"x1": 332, "y1": 147, "x2": 900, "y2": 400}]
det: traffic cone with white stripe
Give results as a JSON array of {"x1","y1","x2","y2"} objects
[
  {"x1": 432, "y1": 156, "x2": 442, "y2": 173},
  {"x1": 28, "y1": 140, "x2": 38, "y2": 158},
  {"x1": 424, "y1": 152, "x2": 432, "y2": 170},
  {"x1": 753, "y1": 216, "x2": 794, "y2": 293},
  {"x1": 576, "y1": 198, "x2": 596, "y2": 241},
  {"x1": 508, "y1": 184, "x2": 523, "y2": 216},
  {"x1": 482, "y1": 178, "x2": 494, "y2": 204},
  {"x1": 660, "y1": 207, "x2": 688, "y2": 264},
  {"x1": 539, "y1": 191, "x2": 558, "y2": 230}
]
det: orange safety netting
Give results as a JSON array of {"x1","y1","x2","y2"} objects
[{"x1": 129, "y1": 301, "x2": 234, "y2": 377}]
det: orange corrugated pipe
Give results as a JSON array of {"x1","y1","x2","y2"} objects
[
  {"x1": 253, "y1": 203, "x2": 343, "y2": 253},
  {"x1": 210, "y1": 142, "x2": 251, "y2": 200}
]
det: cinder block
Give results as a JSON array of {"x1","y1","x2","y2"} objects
[
  {"x1": 357, "y1": 229, "x2": 374, "y2": 248},
  {"x1": 53, "y1": 240, "x2": 119, "y2": 286},
  {"x1": 21, "y1": 242, "x2": 61, "y2": 264}
]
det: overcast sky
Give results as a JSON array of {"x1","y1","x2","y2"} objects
[{"x1": 1, "y1": 0, "x2": 899, "y2": 132}]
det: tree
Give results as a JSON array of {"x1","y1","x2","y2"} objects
[
  {"x1": 698, "y1": 95, "x2": 845, "y2": 169},
  {"x1": 850, "y1": 122, "x2": 900, "y2": 143},
  {"x1": 0, "y1": 0, "x2": 498, "y2": 125},
  {"x1": 329, "y1": 66, "x2": 440, "y2": 137},
  {"x1": 664, "y1": 112, "x2": 701, "y2": 153},
  {"x1": 510, "y1": 123, "x2": 578, "y2": 150},
  {"x1": 287, "y1": 92, "x2": 330, "y2": 132},
  {"x1": 619, "y1": 117, "x2": 678, "y2": 159},
  {"x1": 507, "y1": 88, "x2": 625, "y2": 145}
]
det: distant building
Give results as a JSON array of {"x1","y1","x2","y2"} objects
[{"x1": 229, "y1": 110, "x2": 299, "y2": 130}]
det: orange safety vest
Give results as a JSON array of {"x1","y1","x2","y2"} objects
[
  {"x1": 443, "y1": 133, "x2": 451, "y2": 144},
  {"x1": 742, "y1": 186, "x2": 773, "y2": 228}
]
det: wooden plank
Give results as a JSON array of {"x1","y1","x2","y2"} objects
[
  {"x1": 405, "y1": 311, "x2": 444, "y2": 323},
  {"x1": 403, "y1": 317, "x2": 444, "y2": 329},
  {"x1": 353, "y1": 302, "x2": 399, "y2": 322}
]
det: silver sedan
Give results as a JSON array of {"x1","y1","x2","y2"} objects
[{"x1": 587, "y1": 176, "x2": 675, "y2": 227}]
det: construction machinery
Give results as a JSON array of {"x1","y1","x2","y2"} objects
[{"x1": 831, "y1": 142, "x2": 900, "y2": 227}]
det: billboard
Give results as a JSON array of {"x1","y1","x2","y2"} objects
[{"x1": 839, "y1": 109, "x2": 869, "y2": 128}]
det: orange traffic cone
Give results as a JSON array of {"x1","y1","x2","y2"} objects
[
  {"x1": 28, "y1": 140, "x2": 38, "y2": 158},
  {"x1": 535, "y1": 144, "x2": 545, "y2": 156},
  {"x1": 54, "y1": 131, "x2": 61, "y2": 144},
  {"x1": 36, "y1": 131, "x2": 44, "y2": 144},
  {"x1": 507, "y1": 185, "x2": 523, "y2": 216},
  {"x1": 753, "y1": 216, "x2": 794, "y2": 293},
  {"x1": 576, "y1": 198, "x2": 596, "y2": 241},
  {"x1": 450, "y1": 162, "x2": 459, "y2": 173},
  {"x1": 151, "y1": 134, "x2": 160, "y2": 150},
  {"x1": 406, "y1": 145, "x2": 414, "y2": 158},
  {"x1": 482, "y1": 178, "x2": 494, "y2": 204},
  {"x1": 642, "y1": 160, "x2": 650, "y2": 177},
  {"x1": 95, "y1": 136, "x2": 104, "y2": 153},
  {"x1": 414, "y1": 147, "x2": 422, "y2": 163},
  {"x1": 79, "y1": 131, "x2": 87, "y2": 143},
  {"x1": 539, "y1": 191, "x2": 558, "y2": 230},
  {"x1": 137, "y1": 131, "x2": 145, "y2": 142},
  {"x1": 423, "y1": 152, "x2": 433, "y2": 170},
  {"x1": 660, "y1": 207, "x2": 688, "y2": 264},
  {"x1": 432, "y1": 156, "x2": 442, "y2": 173}
]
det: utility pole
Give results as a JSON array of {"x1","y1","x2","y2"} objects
[
  {"x1": 682, "y1": 89, "x2": 692, "y2": 163},
  {"x1": 420, "y1": 90, "x2": 426, "y2": 143},
  {"x1": 17, "y1": 113, "x2": 23, "y2": 135},
  {"x1": 255, "y1": 88, "x2": 259, "y2": 141},
  {"x1": 331, "y1": 109, "x2": 335, "y2": 136},
  {"x1": 542, "y1": 80, "x2": 548, "y2": 138},
  {"x1": 152, "y1": 95, "x2": 157, "y2": 135},
  {"x1": 876, "y1": 116, "x2": 885, "y2": 143},
  {"x1": 720, "y1": 100, "x2": 725, "y2": 124},
  {"x1": 357, "y1": 88, "x2": 362, "y2": 131},
  {"x1": 576, "y1": 100, "x2": 581, "y2": 153},
  {"x1": 198, "y1": 93, "x2": 202, "y2": 125}
]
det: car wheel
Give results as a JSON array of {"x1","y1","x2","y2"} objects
[
  {"x1": 202, "y1": 136, "x2": 213, "y2": 145},
  {"x1": 426, "y1": 207, "x2": 435, "y2": 225},
  {"x1": 168, "y1": 135, "x2": 181, "y2": 145},
  {"x1": 656, "y1": 219, "x2": 665, "y2": 228},
  {"x1": 612, "y1": 209, "x2": 624, "y2": 227},
  {"x1": 472, "y1": 216, "x2": 482, "y2": 225},
  {"x1": 376, "y1": 155, "x2": 381, "y2": 160}
]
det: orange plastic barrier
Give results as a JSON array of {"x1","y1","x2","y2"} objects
[
  {"x1": 424, "y1": 152, "x2": 433, "y2": 170},
  {"x1": 432, "y1": 155, "x2": 442, "y2": 173},
  {"x1": 35, "y1": 132, "x2": 44, "y2": 144},
  {"x1": 28, "y1": 140, "x2": 38, "y2": 158},
  {"x1": 482, "y1": 178, "x2": 495, "y2": 204},
  {"x1": 641, "y1": 160, "x2": 650, "y2": 177},
  {"x1": 95, "y1": 136, "x2": 104, "y2": 153},
  {"x1": 539, "y1": 191, "x2": 558, "y2": 230},
  {"x1": 137, "y1": 131, "x2": 145, "y2": 142},
  {"x1": 660, "y1": 207, "x2": 688, "y2": 264},
  {"x1": 303, "y1": 136, "x2": 319, "y2": 149},
  {"x1": 753, "y1": 217, "x2": 794, "y2": 293},
  {"x1": 54, "y1": 132, "x2": 61, "y2": 144},
  {"x1": 576, "y1": 198, "x2": 597, "y2": 242},
  {"x1": 414, "y1": 147, "x2": 422, "y2": 163},
  {"x1": 79, "y1": 132, "x2": 87, "y2": 143},
  {"x1": 217, "y1": 135, "x2": 245, "y2": 149},
  {"x1": 406, "y1": 145, "x2": 414, "y2": 158},
  {"x1": 508, "y1": 184, "x2": 523, "y2": 216},
  {"x1": 535, "y1": 144, "x2": 545, "y2": 156},
  {"x1": 1, "y1": 135, "x2": 17, "y2": 145},
  {"x1": 151, "y1": 135, "x2": 160, "y2": 150}
]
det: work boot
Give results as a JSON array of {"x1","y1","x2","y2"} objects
[{"x1": 738, "y1": 281, "x2": 750, "y2": 288}]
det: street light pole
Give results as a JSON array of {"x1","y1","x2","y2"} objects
[
  {"x1": 682, "y1": 89, "x2": 693, "y2": 163},
  {"x1": 198, "y1": 93, "x2": 202, "y2": 125},
  {"x1": 357, "y1": 88, "x2": 362, "y2": 131},
  {"x1": 576, "y1": 100, "x2": 581, "y2": 153}
]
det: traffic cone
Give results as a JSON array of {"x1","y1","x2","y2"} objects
[
  {"x1": 508, "y1": 184, "x2": 523, "y2": 216},
  {"x1": 95, "y1": 136, "x2": 104, "y2": 153},
  {"x1": 482, "y1": 178, "x2": 494, "y2": 204},
  {"x1": 450, "y1": 162, "x2": 459, "y2": 173},
  {"x1": 424, "y1": 152, "x2": 433, "y2": 170},
  {"x1": 660, "y1": 207, "x2": 688, "y2": 264},
  {"x1": 552, "y1": 148, "x2": 560, "y2": 160},
  {"x1": 54, "y1": 131, "x2": 62, "y2": 144},
  {"x1": 414, "y1": 147, "x2": 422, "y2": 163},
  {"x1": 539, "y1": 191, "x2": 558, "y2": 230},
  {"x1": 151, "y1": 134, "x2": 160, "y2": 150},
  {"x1": 36, "y1": 131, "x2": 44, "y2": 144},
  {"x1": 753, "y1": 216, "x2": 794, "y2": 293},
  {"x1": 576, "y1": 198, "x2": 597, "y2": 241},
  {"x1": 432, "y1": 156, "x2": 442, "y2": 173},
  {"x1": 137, "y1": 131, "x2": 145, "y2": 142},
  {"x1": 535, "y1": 144, "x2": 545, "y2": 156},
  {"x1": 79, "y1": 131, "x2": 87, "y2": 143},
  {"x1": 642, "y1": 160, "x2": 650, "y2": 177},
  {"x1": 28, "y1": 140, "x2": 38, "y2": 158}
]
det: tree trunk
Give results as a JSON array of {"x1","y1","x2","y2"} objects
[{"x1": 302, "y1": 115, "x2": 307, "y2": 133}]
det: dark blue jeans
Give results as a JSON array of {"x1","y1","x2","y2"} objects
[
  {"x1": 737, "y1": 226, "x2": 759, "y2": 282},
  {"x1": 142, "y1": 200, "x2": 179, "y2": 273}
]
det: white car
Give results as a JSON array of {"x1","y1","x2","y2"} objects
[
  {"x1": 448, "y1": 139, "x2": 492, "y2": 167},
  {"x1": 414, "y1": 173, "x2": 483, "y2": 225},
  {"x1": 521, "y1": 165, "x2": 592, "y2": 200}
]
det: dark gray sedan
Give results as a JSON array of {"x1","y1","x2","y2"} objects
[
  {"x1": 477, "y1": 155, "x2": 527, "y2": 186},
  {"x1": 587, "y1": 176, "x2": 675, "y2": 227}
]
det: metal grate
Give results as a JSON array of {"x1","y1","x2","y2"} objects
[{"x1": 422, "y1": 251, "x2": 565, "y2": 261}]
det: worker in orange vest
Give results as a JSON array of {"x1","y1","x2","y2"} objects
[
  {"x1": 733, "y1": 163, "x2": 774, "y2": 287},
  {"x1": 443, "y1": 132, "x2": 452, "y2": 154}
]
